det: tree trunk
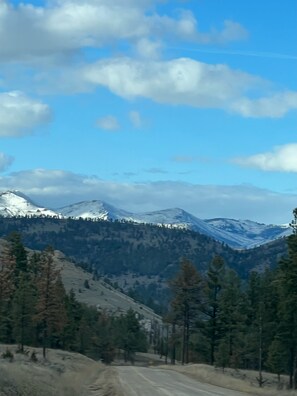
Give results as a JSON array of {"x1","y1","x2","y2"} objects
[{"x1": 171, "y1": 323, "x2": 176, "y2": 365}]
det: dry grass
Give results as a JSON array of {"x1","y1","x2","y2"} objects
[
  {"x1": 53, "y1": 250, "x2": 161, "y2": 323},
  {"x1": 158, "y1": 363, "x2": 297, "y2": 395},
  {"x1": 0, "y1": 344, "x2": 112, "y2": 396}
]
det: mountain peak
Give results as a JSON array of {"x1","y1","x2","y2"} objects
[
  {"x1": 0, "y1": 190, "x2": 59, "y2": 218},
  {"x1": 58, "y1": 199, "x2": 131, "y2": 220}
]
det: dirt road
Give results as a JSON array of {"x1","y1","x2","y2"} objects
[{"x1": 116, "y1": 366, "x2": 251, "y2": 396}]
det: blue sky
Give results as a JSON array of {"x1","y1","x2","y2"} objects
[{"x1": 0, "y1": 0, "x2": 296, "y2": 223}]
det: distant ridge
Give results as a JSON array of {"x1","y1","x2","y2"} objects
[{"x1": 0, "y1": 190, "x2": 292, "y2": 249}]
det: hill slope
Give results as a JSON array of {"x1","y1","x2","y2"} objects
[{"x1": 0, "y1": 217, "x2": 288, "y2": 280}]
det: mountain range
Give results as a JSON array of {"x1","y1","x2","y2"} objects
[{"x1": 0, "y1": 190, "x2": 292, "y2": 249}]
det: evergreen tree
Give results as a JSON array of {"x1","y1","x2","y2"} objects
[
  {"x1": 267, "y1": 338, "x2": 288, "y2": 382},
  {"x1": 274, "y1": 210, "x2": 297, "y2": 389},
  {"x1": 0, "y1": 243, "x2": 16, "y2": 342},
  {"x1": 34, "y1": 247, "x2": 66, "y2": 358},
  {"x1": 216, "y1": 269, "x2": 246, "y2": 369},
  {"x1": 169, "y1": 258, "x2": 203, "y2": 364},
  {"x1": 12, "y1": 271, "x2": 36, "y2": 351},
  {"x1": 114, "y1": 309, "x2": 147, "y2": 364},
  {"x1": 203, "y1": 255, "x2": 225, "y2": 365},
  {"x1": 7, "y1": 232, "x2": 28, "y2": 281},
  {"x1": 93, "y1": 312, "x2": 115, "y2": 364},
  {"x1": 63, "y1": 289, "x2": 83, "y2": 351}
]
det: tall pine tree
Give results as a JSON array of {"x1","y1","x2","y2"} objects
[{"x1": 169, "y1": 258, "x2": 202, "y2": 364}]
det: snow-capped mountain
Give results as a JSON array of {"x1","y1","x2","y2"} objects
[
  {"x1": 205, "y1": 218, "x2": 292, "y2": 249},
  {"x1": 58, "y1": 200, "x2": 132, "y2": 220},
  {"x1": 0, "y1": 190, "x2": 292, "y2": 249},
  {"x1": 0, "y1": 191, "x2": 59, "y2": 218},
  {"x1": 58, "y1": 201, "x2": 292, "y2": 249}
]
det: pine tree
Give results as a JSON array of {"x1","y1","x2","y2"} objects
[
  {"x1": 169, "y1": 258, "x2": 202, "y2": 364},
  {"x1": 63, "y1": 289, "x2": 83, "y2": 350},
  {"x1": 0, "y1": 243, "x2": 16, "y2": 342},
  {"x1": 274, "y1": 211, "x2": 297, "y2": 389},
  {"x1": 12, "y1": 272, "x2": 36, "y2": 352},
  {"x1": 34, "y1": 247, "x2": 66, "y2": 358},
  {"x1": 114, "y1": 309, "x2": 147, "y2": 364},
  {"x1": 93, "y1": 312, "x2": 115, "y2": 364},
  {"x1": 267, "y1": 338, "x2": 288, "y2": 382},
  {"x1": 6, "y1": 232, "x2": 28, "y2": 282},
  {"x1": 203, "y1": 255, "x2": 225, "y2": 365},
  {"x1": 216, "y1": 269, "x2": 246, "y2": 369}
]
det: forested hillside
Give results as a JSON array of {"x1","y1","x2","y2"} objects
[
  {"x1": 0, "y1": 235, "x2": 148, "y2": 364},
  {"x1": 0, "y1": 217, "x2": 288, "y2": 280},
  {"x1": 167, "y1": 218, "x2": 297, "y2": 390}
]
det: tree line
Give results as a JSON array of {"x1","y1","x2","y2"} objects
[
  {"x1": 0, "y1": 232, "x2": 147, "y2": 363},
  {"x1": 165, "y1": 209, "x2": 297, "y2": 389}
]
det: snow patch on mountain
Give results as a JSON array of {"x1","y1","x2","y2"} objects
[
  {"x1": 58, "y1": 200, "x2": 132, "y2": 220},
  {"x1": 205, "y1": 218, "x2": 292, "y2": 249},
  {"x1": 0, "y1": 190, "x2": 59, "y2": 218}
]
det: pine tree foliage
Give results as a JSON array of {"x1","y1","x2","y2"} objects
[
  {"x1": 203, "y1": 255, "x2": 226, "y2": 365},
  {"x1": 34, "y1": 247, "x2": 68, "y2": 357},
  {"x1": 216, "y1": 269, "x2": 247, "y2": 368},
  {"x1": 169, "y1": 258, "x2": 203, "y2": 364},
  {"x1": 273, "y1": 213, "x2": 297, "y2": 389},
  {"x1": 0, "y1": 243, "x2": 16, "y2": 342},
  {"x1": 12, "y1": 272, "x2": 36, "y2": 352}
]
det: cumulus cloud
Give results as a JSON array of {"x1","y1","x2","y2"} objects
[
  {"x1": 81, "y1": 57, "x2": 297, "y2": 118},
  {"x1": 96, "y1": 115, "x2": 120, "y2": 131},
  {"x1": 0, "y1": 1, "x2": 248, "y2": 63},
  {"x1": 84, "y1": 57, "x2": 256, "y2": 104},
  {"x1": 0, "y1": 152, "x2": 14, "y2": 172},
  {"x1": 0, "y1": 168, "x2": 296, "y2": 224},
  {"x1": 82, "y1": 57, "x2": 291, "y2": 117},
  {"x1": 233, "y1": 143, "x2": 297, "y2": 172},
  {"x1": 0, "y1": 91, "x2": 52, "y2": 137}
]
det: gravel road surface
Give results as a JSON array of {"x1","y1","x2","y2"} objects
[{"x1": 116, "y1": 366, "x2": 251, "y2": 396}]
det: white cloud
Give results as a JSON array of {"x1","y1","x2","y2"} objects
[
  {"x1": 233, "y1": 143, "x2": 297, "y2": 172},
  {"x1": 83, "y1": 57, "x2": 291, "y2": 117},
  {"x1": 0, "y1": 91, "x2": 52, "y2": 137},
  {"x1": 84, "y1": 57, "x2": 257, "y2": 105},
  {"x1": 96, "y1": 115, "x2": 120, "y2": 131},
  {"x1": 231, "y1": 92, "x2": 297, "y2": 118},
  {"x1": 0, "y1": 1, "x2": 248, "y2": 63},
  {"x1": 0, "y1": 152, "x2": 14, "y2": 172},
  {"x1": 80, "y1": 57, "x2": 297, "y2": 118},
  {"x1": 129, "y1": 111, "x2": 143, "y2": 128},
  {"x1": 0, "y1": 168, "x2": 296, "y2": 224}
]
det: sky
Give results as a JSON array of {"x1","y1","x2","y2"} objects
[{"x1": 0, "y1": 0, "x2": 296, "y2": 224}]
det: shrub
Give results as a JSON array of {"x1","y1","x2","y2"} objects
[{"x1": 2, "y1": 348, "x2": 14, "y2": 362}]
